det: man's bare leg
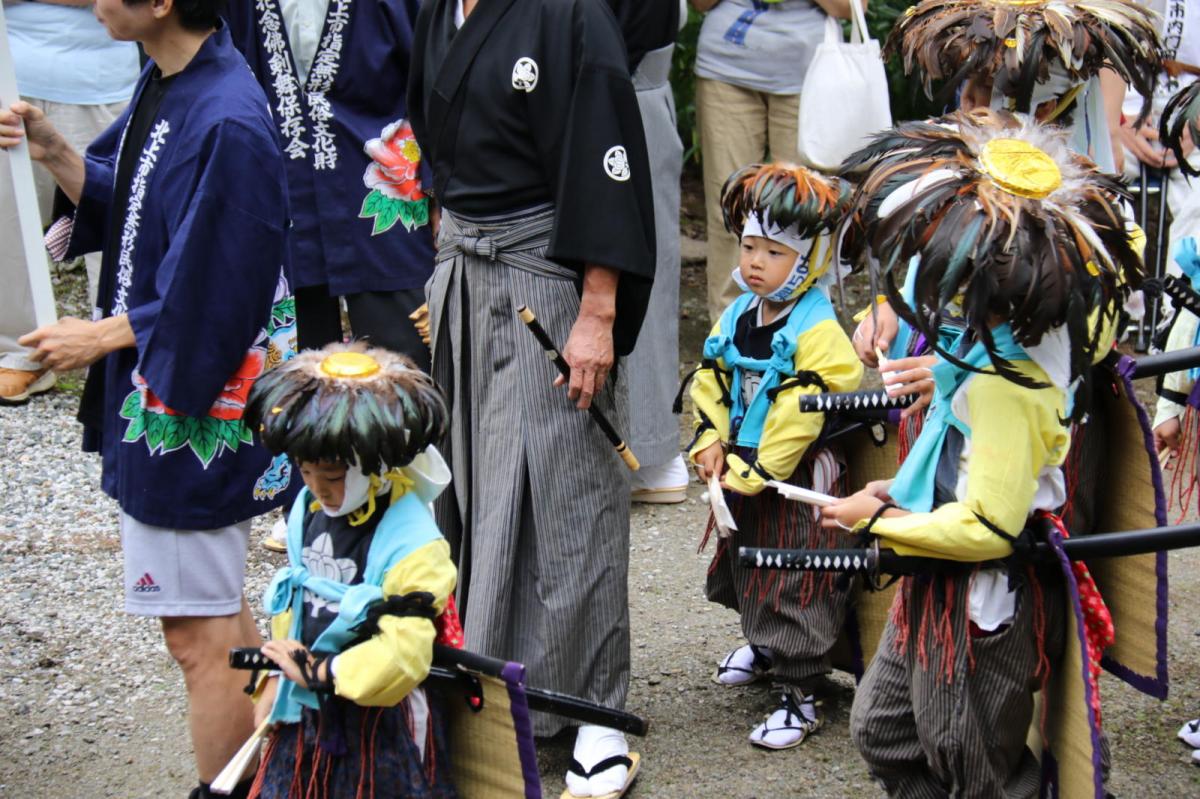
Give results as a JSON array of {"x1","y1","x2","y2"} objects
[{"x1": 162, "y1": 599, "x2": 263, "y2": 781}]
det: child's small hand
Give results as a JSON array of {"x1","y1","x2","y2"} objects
[
  {"x1": 820, "y1": 490, "x2": 885, "y2": 532},
  {"x1": 261, "y1": 639, "x2": 328, "y2": 689},
  {"x1": 861, "y1": 479, "x2": 895, "y2": 503},
  {"x1": 1154, "y1": 416, "x2": 1182, "y2": 454},
  {"x1": 694, "y1": 441, "x2": 725, "y2": 481},
  {"x1": 254, "y1": 677, "x2": 279, "y2": 729},
  {"x1": 880, "y1": 355, "x2": 937, "y2": 418}
]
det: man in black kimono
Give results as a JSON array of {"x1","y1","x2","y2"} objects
[{"x1": 409, "y1": 1, "x2": 655, "y2": 796}]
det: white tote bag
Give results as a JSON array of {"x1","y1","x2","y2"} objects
[{"x1": 796, "y1": 1, "x2": 892, "y2": 172}]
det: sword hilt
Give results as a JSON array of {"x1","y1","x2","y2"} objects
[
  {"x1": 739, "y1": 546, "x2": 879, "y2": 574},
  {"x1": 799, "y1": 390, "x2": 916, "y2": 414}
]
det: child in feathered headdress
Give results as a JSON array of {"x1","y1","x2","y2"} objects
[
  {"x1": 685, "y1": 162, "x2": 863, "y2": 750},
  {"x1": 823, "y1": 110, "x2": 1142, "y2": 796},
  {"x1": 850, "y1": 0, "x2": 1161, "y2": 403},
  {"x1": 240, "y1": 344, "x2": 462, "y2": 798}
]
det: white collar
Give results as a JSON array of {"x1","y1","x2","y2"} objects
[{"x1": 454, "y1": 0, "x2": 465, "y2": 28}]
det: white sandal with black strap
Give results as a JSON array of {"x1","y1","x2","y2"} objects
[
  {"x1": 712, "y1": 644, "x2": 773, "y2": 686},
  {"x1": 561, "y1": 725, "x2": 640, "y2": 799},
  {"x1": 748, "y1": 692, "x2": 822, "y2": 750}
]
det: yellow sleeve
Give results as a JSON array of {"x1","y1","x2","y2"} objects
[
  {"x1": 331, "y1": 539, "x2": 457, "y2": 707},
  {"x1": 725, "y1": 319, "x2": 864, "y2": 495},
  {"x1": 270, "y1": 609, "x2": 292, "y2": 642},
  {"x1": 688, "y1": 320, "x2": 731, "y2": 462},
  {"x1": 866, "y1": 368, "x2": 1069, "y2": 561},
  {"x1": 1154, "y1": 309, "x2": 1198, "y2": 428}
]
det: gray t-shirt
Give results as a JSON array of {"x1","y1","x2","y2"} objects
[{"x1": 694, "y1": 0, "x2": 829, "y2": 96}]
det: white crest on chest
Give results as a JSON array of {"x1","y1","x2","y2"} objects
[
  {"x1": 301, "y1": 532, "x2": 358, "y2": 617},
  {"x1": 511, "y1": 57, "x2": 539, "y2": 92},
  {"x1": 604, "y1": 145, "x2": 631, "y2": 182}
]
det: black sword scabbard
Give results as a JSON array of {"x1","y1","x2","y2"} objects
[
  {"x1": 740, "y1": 521, "x2": 1200, "y2": 573},
  {"x1": 228, "y1": 644, "x2": 650, "y2": 736},
  {"x1": 1130, "y1": 345, "x2": 1200, "y2": 379}
]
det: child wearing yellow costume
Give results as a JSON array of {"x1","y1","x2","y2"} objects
[
  {"x1": 688, "y1": 163, "x2": 863, "y2": 750},
  {"x1": 825, "y1": 111, "x2": 1141, "y2": 797},
  {"x1": 242, "y1": 345, "x2": 460, "y2": 799}
]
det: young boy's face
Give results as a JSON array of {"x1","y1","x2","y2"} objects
[
  {"x1": 299, "y1": 461, "x2": 349, "y2": 510},
  {"x1": 739, "y1": 235, "x2": 800, "y2": 299}
]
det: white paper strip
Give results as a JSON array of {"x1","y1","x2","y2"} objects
[
  {"x1": 707, "y1": 473, "x2": 738, "y2": 537},
  {"x1": 767, "y1": 480, "x2": 836, "y2": 507},
  {"x1": 0, "y1": 4, "x2": 57, "y2": 328}
]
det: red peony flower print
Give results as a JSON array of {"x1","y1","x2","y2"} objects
[
  {"x1": 363, "y1": 120, "x2": 425, "y2": 202},
  {"x1": 210, "y1": 347, "x2": 267, "y2": 421},
  {"x1": 132, "y1": 348, "x2": 266, "y2": 421}
]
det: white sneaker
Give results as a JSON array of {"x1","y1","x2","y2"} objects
[
  {"x1": 262, "y1": 517, "x2": 288, "y2": 553},
  {"x1": 1192, "y1": 748, "x2": 1200, "y2": 766},
  {"x1": 1179, "y1": 718, "x2": 1200, "y2": 749},
  {"x1": 631, "y1": 454, "x2": 688, "y2": 504},
  {"x1": 562, "y1": 725, "x2": 639, "y2": 798},
  {"x1": 713, "y1": 644, "x2": 773, "y2": 686},
  {"x1": 748, "y1": 692, "x2": 822, "y2": 750}
]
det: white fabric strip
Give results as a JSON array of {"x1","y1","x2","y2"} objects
[{"x1": 0, "y1": 5, "x2": 57, "y2": 328}]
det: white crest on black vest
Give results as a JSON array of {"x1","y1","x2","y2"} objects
[
  {"x1": 604, "y1": 145, "x2": 630, "y2": 182},
  {"x1": 511, "y1": 57, "x2": 539, "y2": 92}
]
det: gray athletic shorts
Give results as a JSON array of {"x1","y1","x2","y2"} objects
[{"x1": 119, "y1": 512, "x2": 252, "y2": 617}]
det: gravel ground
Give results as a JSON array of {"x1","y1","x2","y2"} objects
[{"x1": 1, "y1": 262, "x2": 1199, "y2": 798}]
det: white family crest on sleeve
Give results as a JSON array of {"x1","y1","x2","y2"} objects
[
  {"x1": 511, "y1": 57, "x2": 539, "y2": 92},
  {"x1": 604, "y1": 145, "x2": 631, "y2": 182}
]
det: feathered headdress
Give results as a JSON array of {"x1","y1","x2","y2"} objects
[
  {"x1": 244, "y1": 344, "x2": 448, "y2": 474},
  {"x1": 1160, "y1": 80, "x2": 1200, "y2": 176},
  {"x1": 720, "y1": 162, "x2": 848, "y2": 239},
  {"x1": 841, "y1": 108, "x2": 1142, "y2": 390},
  {"x1": 887, "y1": 0, "x2": 1161, "y2": 118}
]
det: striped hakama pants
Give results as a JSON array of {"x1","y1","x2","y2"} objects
[
  {"x1": 427, "y1": 206, "x2": 631, "y2": 736},
  {"x1": 850, "y1": 568, "x2": 1067, "y2": 798},
  {"x1": 706, "y1": 447, "x2": 855, "y2": 693}
]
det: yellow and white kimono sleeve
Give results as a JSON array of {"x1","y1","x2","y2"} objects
[
  {"x1": 724, "y1": 319, "x2": 863, "y2": 495},
  {"x1": 268, "y1": 538, "x2": 457, "y2": 708},
  {"x1": 689, "y1": 316, "x2": 863, "y2": 496},
  {"x1": 863, "y1": 362, "x2": 1070, "y2": 562},
  {"x1": 687, "y1": 320, "x2": 733, "y2": 465},
  {"x1": 1153, "y1": 309, "x2": 1199, "y2": 429}
]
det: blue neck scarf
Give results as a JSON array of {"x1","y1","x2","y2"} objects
[
  {"x1": 889, "y1": 324, "x2": 1030, "y2": 513},
  {"x1": 1174, "y1": 237, "x2": 1200, "y2": 381}
]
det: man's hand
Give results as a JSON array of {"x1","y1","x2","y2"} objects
[
  {"x1": 880, "y1": 354, "x2": 937, "y2": 419},
  {"x1": 1117, "y1": 121, "x2": 1180, "y2": 169},
  {"x1": 553, "y1": 264, "x2": 618, "y2": 410},
  {"x1": 1154, "y1": 416, "x2": 1182, "y2": 454},
  {"x1": 1, "y1": 101, "x2": 85, "y2": 202},
  {"x1": 0, "y1": 101, "x2": 64, "y2": 162},
  {"x1": 693, "y1": 440, "x2": 725, "y2": 481},
  {"x1": 853, "y1": 301, "x2": 898, "y2": 368},
  {"x1": 18, "y1": 315, "x2": 135, "y2": 371},
  {"x1": 556, "y1": 312, "x2": 614, "y2": 409}
]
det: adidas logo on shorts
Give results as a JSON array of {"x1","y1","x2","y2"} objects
[{"x1": 133, "y1": 572, "x2": 162, "y2": 593}]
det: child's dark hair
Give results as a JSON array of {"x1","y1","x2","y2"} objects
[
  {"x1": 122, "y1": 0, "x2": 226, "y2": 32},
  {"x1": 244, "y1": 345, "x2": 448, "y2": 475}
]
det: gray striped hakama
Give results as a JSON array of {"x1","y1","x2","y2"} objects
[
  {"x1": 706, "y1": 447, "x2": 855, "y2": 694},
  {"x1": 625, "y1": 44, "x2": 684, "y2": 469},
  {"x1": 427, "y1": 205, "x2": 631, "y2": 736},
  {"x1": 850, "y1": 568, "x2": 1067, "y2": 798}
]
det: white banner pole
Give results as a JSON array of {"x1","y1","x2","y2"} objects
[{"x1": 0, "y1": 4, "x2": 58, "y2": 328}]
